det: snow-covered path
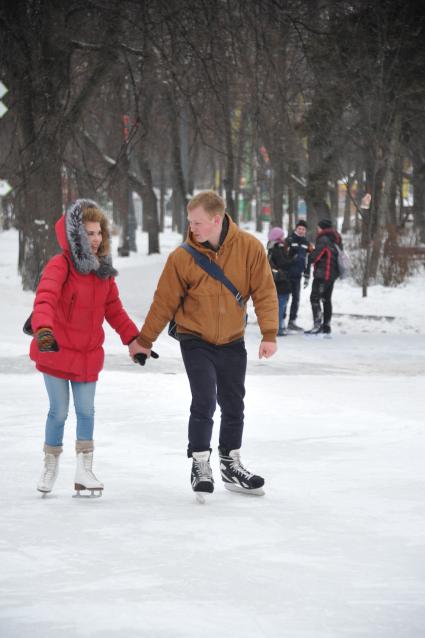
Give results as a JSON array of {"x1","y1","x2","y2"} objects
[{"x1": 1, "y1": 228, "x2": 425, "y2": 637}]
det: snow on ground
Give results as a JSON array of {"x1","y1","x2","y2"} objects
[{"x1": 1, "y1": 226, "x2": 425, "y2": 637}]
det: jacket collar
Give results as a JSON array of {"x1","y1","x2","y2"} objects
[
  {"x1": 186, "y1": 213, "x2": 237, "y2": 255},
  {"x1": 317, "y1": 227, "x2": 341, "y2": 244}
]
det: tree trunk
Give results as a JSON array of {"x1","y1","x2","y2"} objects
[
  {"x1": 341, "y1": 178, "x2": 353, "y2": 233},
  {"x1": 129, "y1": 160, "x2": 160, "y2": 255},
  {"x1": 329, "y1": 181, "x2": 339, "y2": 227},
  {"x1": 369, "y1": 114, "x2": 401, "y2": 278},
  {"x1": 18, "y1": 142, "x2": 64, "y2": 290},
  {"x1": 412, "y1": 149, "x2": 425, "y2": 242},
  {"x1": 166, "y1": 89, "x2": 188, "y2": 235},
  {"x1": 159, "y1": 162, "x2": 166, "y2": 232},
  {"x1": 270, "y1": 158, "x2": 285, "y2": 229},
  {"x1": 287, "y1": 180, "x2": 295, "y2": 232}
]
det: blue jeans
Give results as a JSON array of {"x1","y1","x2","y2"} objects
[
  {"x1": 278, "y1": 293, "x2": 290, "y2": 333},
  {"x1": 43, "y1": 374, "x2": 96, "y2": 447}
]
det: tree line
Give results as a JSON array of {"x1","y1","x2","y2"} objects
[{"x1": 1, "y1": 0, "x2": 424, "y2": 292}]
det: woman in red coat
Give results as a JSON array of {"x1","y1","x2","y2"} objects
[{"x1": 31, "y1": 199, "x2": 139, "y2": 497}]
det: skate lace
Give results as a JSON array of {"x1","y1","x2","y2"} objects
[
  {"x1": 194, "y1": 459, "x2": 212, "y2": 481},
  {"x1": 229, "y1": 453, "x2": 254, "y2": 479},
  {"x1": 43, "y1": 455, "x2": 57, "y2": 480},
  {"x1": 82, "y1": 455, "x2": 100, "y2": 482}
]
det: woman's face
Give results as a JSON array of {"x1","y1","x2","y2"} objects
[{"x1": 84, "y1": 221, "x2": 102, "y2": 255}]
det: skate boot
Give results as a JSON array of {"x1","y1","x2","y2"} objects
[
  {"x1": 73, "y1": 441, "x2": 103, "y2": 498},
  {"x1": 322, "y1": 324, "x2": 332, "y2": 338},
  {"x1": 37, "y1": 444, "x2": 62, "y2": 495},
  {"x1": 287, "y1": 320, "x2": 304, "y2": 333},
  {"x1": 277, "y1": 325, "x2": 288, "y2": 337},
  {"x1": 218, "y1": 447, "x2": 265, "y2": 495},
  {"x1": 191, "y1": 450, "x2": 214, "y2": 503},
  {"x1": 304, "y1": 320, "x2": 323, "y2": 335}
]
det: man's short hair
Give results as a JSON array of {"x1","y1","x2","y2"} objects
[{"x1": 187, "y1": 190, "x2": 226, "y2": 218}]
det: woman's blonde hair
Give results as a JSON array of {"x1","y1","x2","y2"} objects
[{"x1": 82, "y1": 206, "x2": 110, "y2": 257}]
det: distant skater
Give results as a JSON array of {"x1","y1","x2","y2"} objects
[{"x1": 305, "y1": 218, "x2": 342, "y2": 336}]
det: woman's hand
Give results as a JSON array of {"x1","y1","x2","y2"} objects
[{"x1": 37, "y1": 328, "x2": 59, "y2": 352}]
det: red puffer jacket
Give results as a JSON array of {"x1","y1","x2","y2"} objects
[{"x1": 30, "y1": 200, "x2": 138, "y2": 382}]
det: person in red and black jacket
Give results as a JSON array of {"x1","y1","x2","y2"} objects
[{"x1": 305, "y1": 218, "x2": 342, "y2": 336}]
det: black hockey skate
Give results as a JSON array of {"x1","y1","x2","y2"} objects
[
  {"x1": 191, "y1": 450, "x2": 214, "y2": 503},
  {"x1": 304, "y1": 321, "x2": 323, "y2": 335},
  {"x1": 321, "y1": 324, "x2": 332, "y2": 338},
  {"x1": 304, "y1": 323, "x2": 332, "y2": 338},
  {"x1": 287, "y1": 321, "x2": 304, "y2": 333},
  {"x1": 218, "y1": 447, "x2": 265, "y2": 496}
]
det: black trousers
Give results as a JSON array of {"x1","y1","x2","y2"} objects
[
  {"x1": 310, "y1": 278, "x2": 335, "y2": 326},
  {"x1": 180, "y1": 339, "x2": 247, "y2": 454},
  {"x1": 288, "y1": 277, "x2": 301, "y2": 321}
]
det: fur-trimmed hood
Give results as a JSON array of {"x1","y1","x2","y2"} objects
[{"x1": 55, "y1": 199, "x2": 118, "y2": 279}]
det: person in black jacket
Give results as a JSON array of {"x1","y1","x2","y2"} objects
[
  {"x1": 284, "y1": 220, "x2": 314, "y2": 332},
  {"x1": 305, "y1": 219, "x2": 342, "y2": 336},
  {"x1": 267, "y1": 227, "x2": 293, "y2": 336}
]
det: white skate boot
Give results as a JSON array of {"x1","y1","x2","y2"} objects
[
  {"x1": 37, "y1": 445, "x2": 62, "y2": 496},
  {"x1": 73, "y1": 441, "x2": 103, "y2": 498}
]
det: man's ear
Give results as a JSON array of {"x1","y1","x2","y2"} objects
[{"x1": 213, "y1": 214, "x2": 222, "y2": 226}]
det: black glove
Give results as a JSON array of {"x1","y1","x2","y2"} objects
[
  {"x1": 37, "y1": 328, "x2": 59, "y2": 352},
  {"x1": 133, "y1": 350, "x2": 159, "y2": 366}
]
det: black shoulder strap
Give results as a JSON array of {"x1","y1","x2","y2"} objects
[{"x1": 180, "y1": 243, "x2": 245, "y2": 307}]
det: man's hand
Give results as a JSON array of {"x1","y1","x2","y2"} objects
[
  {"x1": 303, "y1": 276, "x2": 310, "y2": 289},
  {"x1": 259, "y1": 341, "x2": 277, "y2": 359}
]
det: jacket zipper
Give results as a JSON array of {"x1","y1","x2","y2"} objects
[
  {"x1": 85, "y1": 277, "x2": 96, "y2": 379},
  {"x1": 214, "y1": 252, "x2": 221, "y2": 343},
  {"x1": 68, "y1": 294, "x2": 76, "y2": 321}
]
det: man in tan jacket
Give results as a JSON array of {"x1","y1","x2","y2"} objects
[{"x1": 129, "y1": 190, "x2": 278, "y2": 500}]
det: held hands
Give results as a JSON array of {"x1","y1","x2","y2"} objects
[
  {"x1": 133, "y1": 351, "x2": 159, "y2": 366},
  {"x1": 259, "y1": 341, "x2": 277, "y2": 359},
  {"x1": 128, "y1": 338, "x2": 159, "y2": 366},
  {"x1": 37, "y1": 328, "x2": 59, "y2": 352}
]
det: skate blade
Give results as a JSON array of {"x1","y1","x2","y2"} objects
[
  {"x1": 224, "y1": 483, "x2": 265, "y2": 496},
  {"x1": 37, "y1": 489, "x2": 51, "y2": 498},
  {"x1": 194, "y1": 492, "x2": 210, "y2": 504},
  {"x1": 73, "y1": 486, "x2": 103, "y2": 498}
]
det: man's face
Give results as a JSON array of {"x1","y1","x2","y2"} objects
[
  {"x1": 295, "y1": 225, "x2": 306, "y2": 237},
  {"x1": 188, "y1": 206, "x2": 222, "y2": 243}
]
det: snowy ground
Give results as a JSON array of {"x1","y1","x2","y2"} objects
[{"x1": 1, "y1": 226, "x2": 425, "y2": 637}]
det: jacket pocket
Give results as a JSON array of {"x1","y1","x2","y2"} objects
[{"x1": 67, "y1": 293, "x2": 77, "y2": 321}]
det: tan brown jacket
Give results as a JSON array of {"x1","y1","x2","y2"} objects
[{"x1": 136, "y1": 215, "x2": 278, "y2": 348}]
